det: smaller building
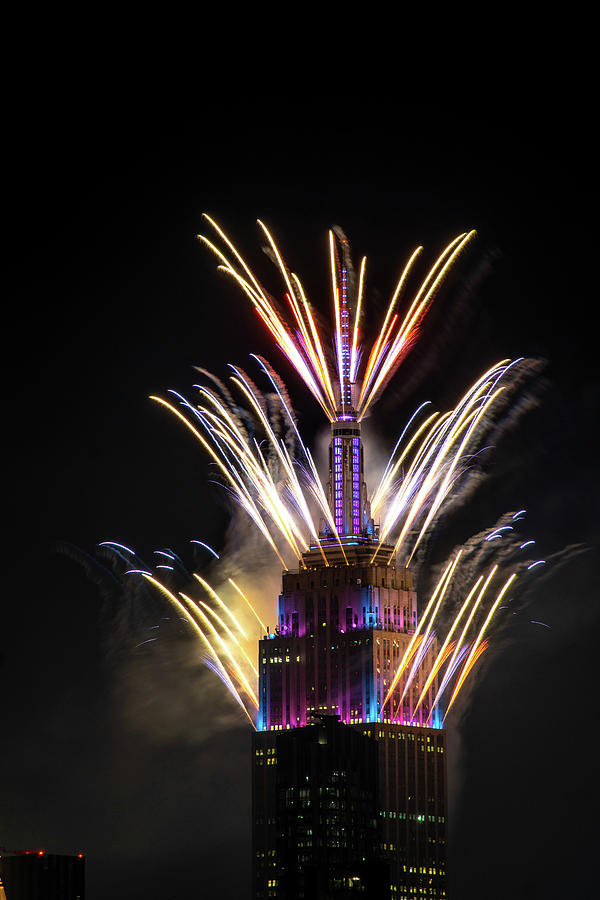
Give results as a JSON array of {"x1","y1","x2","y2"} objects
[{"x1": 0, "y1": 852, "x2": 85, "y2": 900}]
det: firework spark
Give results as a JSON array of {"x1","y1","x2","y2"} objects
[
  {"x1": 199, "y1": 216, "x2": 476, "y2": 422},
  {"x1": 116, "y1": 220, "x2": 546, "y2": 729}
]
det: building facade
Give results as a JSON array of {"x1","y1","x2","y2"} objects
[
  {"x1": 252, "y1": 407, "x2": 448, "y2": 898},
  {"x1": 253, "y1": 715, "x2": 389, "y2": 899},
  {"x1": 0, "y1": 852, "x2": 85, "y2": 900}
]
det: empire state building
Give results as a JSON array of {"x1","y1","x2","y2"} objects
[{"x1": 251, "y1": 260, "x2": 448, "y2": 900}]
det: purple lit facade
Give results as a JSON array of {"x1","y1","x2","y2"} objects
[
  {"x1": 257, "y1": 544, "x2": 441, "y2": 733},
  {"x1": 324, "y1": 417, "x2": 373, "y2": 540}
]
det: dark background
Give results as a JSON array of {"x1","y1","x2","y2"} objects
[{"x1": 4, "y1": 101, "x2": 598, "y2": 898}]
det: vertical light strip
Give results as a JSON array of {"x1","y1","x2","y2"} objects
[{"x1": 340, "y1": 265, "x2": 352, "y2": 409}]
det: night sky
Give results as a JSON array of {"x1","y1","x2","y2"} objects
[{"x1": 5, "y1": 105, "x2": 599, "y2": 898}]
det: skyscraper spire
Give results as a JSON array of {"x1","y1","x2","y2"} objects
[
  {"x1": 324, "y1": 232, "x2": 373, "y2": 538},
  {"x1": 339, "y1": 250, "x2": 352, "y2": 414}
]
